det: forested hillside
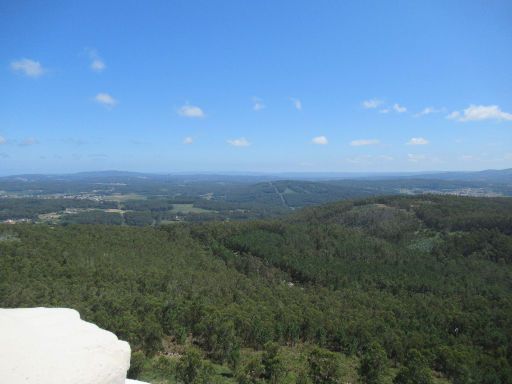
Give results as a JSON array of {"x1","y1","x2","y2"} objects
[{"x1": 1, "y1": 195, "x2": 511, "y2": 383}]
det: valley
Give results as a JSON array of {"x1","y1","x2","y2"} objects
[{"x1": 1, "y1": 192, "x2": 511, "y2": 383}]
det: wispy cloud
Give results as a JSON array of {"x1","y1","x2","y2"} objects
[
  {"x1": 364, "y1": 99, "x2": 407, "y2": 114},
  {"x1": 85, "y1": 48, "x2": 106, "y2": 72},
  {"x1": 20, "y1": 137, "x2": 39, "y2": 146},
  {"x1": 94, "y1": 93, "x2": 118, "y2": 108},
  {"x1": 362, "y1": 99, "x2": 383, "y2": 109},
  {"x1": 347, "y1": 154, "x2": 373, "y2": 164},
  {"x1": 407, "y1": 153, "x2": 427, "y2": 162},
  {"x1": 10, "y1": 59, "x2": 45, "y2": 77},
  {"x1": 407, "y1": 137, "x2": 429, "y2": 145},
  {"x1": 312, "y1": 136, "x2": 328, "y2": 145},
  {"x1": 183, "y1": 136, "x2": 193, "y2": 144},
  {"x1": 393, "y1": 103, "x2": 407, "y2": 113},
  {"x1": 414, "y1": 106, "x2": 444, "y2": 117},
  {"x1": 447, "y1": 105, "x2": 512, "y2": 122},
  {"x1": 91, "y1": 60, "x2": 105, "y2": 72},
  {"x1": 417, "y1": 107, "x2": 436, "y2": 116},
  {"x1": 252, "y1": 97, "x2": 265, "y2": 111},
  {"x1": 63, "y1": 138, "x2": 88, "y2": 146},
  {"x1": 446, "y1": 111, "x2": 460, "y2": 120},
  {"x1": 0, "y1": 136, "x2": 6, "y2": 145},
  {"x1": 178, "y1": 105, "x2": 204, "y2": 118},
  {"x1": 227, "y1": 137, "x2": 250, "y2": 147},
  {"x1": 350, "y1": 139, "x2": 380, "y2": 146},
  {"x1": 347, "y1": 154, "x2": 393, "y2": 164},
  {"x1": 130, "y1": 139, "x2": 151, "y2": 145},
  {"x1": 460, "y1": 154, "x2": 478, "y2": 161},
  {"x1": 291, "y1": 98, "x2": 302, "y2": 110}
]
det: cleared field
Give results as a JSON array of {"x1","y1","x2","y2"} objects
[
  {"x1": 283, "y1": 187, "x2": 297, "y2": 194},
  {"x1": 37, "y1": 212, "x2": 63, "y2": 222},
  {"x1": 170, "y1": 203, "x2": 213, "y2": 214},
  {"x1": 103, "y1": 208, "x2": 127, "y2": 213},
  {"x1": 103, "y1": 194, "x2": 146, "y2": 202}
]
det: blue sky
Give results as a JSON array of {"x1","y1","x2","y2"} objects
[{"x1": 1, "y1": 0, "x2": 511, "y2": 175}]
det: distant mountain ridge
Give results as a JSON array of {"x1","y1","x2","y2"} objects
[{"x1": 408, "y1": 168, "x2": 512, "y2": 183}]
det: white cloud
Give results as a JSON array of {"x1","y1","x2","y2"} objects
[
  {"x1": 350, "y1": 139, "x2": 380, "y2": 146},
  {"x1": 94, "y1": 93, "x2": 118, "y2": 108},
  {"x1": 178, "y1": 105, "x2": 204, "y2": 118},
  {"x1": 407, "y1": 153, "x2": 426, "y2": 162},
  {"x1": 407, "y1": 137, "x2": 429, "y2": 145},
  {"x1": 414, "y1": 107, "x2": 443, "y2": 117},
  {"x1": 183, "y1": 136, "x2": 193, "y2": 145},
  {"x1": 10, "y1": 59, "x2": 45, "y2": 77},
  {"x1": 393, "y1": 103, "x2": 407, "y2": 113},
  {"x1": 0, "y1": 136, "x2": 6, "y2": 145},
  {"x1": 312, "y1": 136, "x2": 328, "y2": 145},
  {"x1": 291, "y1": 98, "x2": 302, "y2": 110},
  {"x1": 20, "y1": 137, "x2": 39, "y2": 146},
  {"x1": 84, "y1": 48, "x2": 106, "y2": 72},
  {"x1": 227, "y1": 137, "x2": 250, "y2": 147},
  {"x1": 447, "y1": 105, "x2": 512, "y2": 122},
  {"x1": 362, "y1": 99, "x2": 383, "y2": 109},
  {"x1": 91, "y1": 59, "x2": 106, "y2": 72},
  {"x1": 363, "y1": 99, "x2": 407, "y2": 113},
  {"x1": 447, "y1": 111, "x2": 461, "y2": 120},
  {"x1": 418, "y1": 107, "x2": 435, "y2": 116},
  {"x1": 253, "y1": 97, "x2": 265, "y2": 111}
]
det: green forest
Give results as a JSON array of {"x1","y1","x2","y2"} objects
[{"x1": 1, "y1": 194, "x2": 511, "y2": 383}]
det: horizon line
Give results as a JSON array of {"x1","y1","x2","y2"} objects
[{"x1": 1, "y1": 167, "x2": 510, "y2": 178}]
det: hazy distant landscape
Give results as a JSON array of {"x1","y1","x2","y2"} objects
[{"x1": 1, "y1": 169, "x2": 511, "y2": 226}]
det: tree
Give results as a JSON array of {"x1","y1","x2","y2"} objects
[
  {"x1": 176, "y1": 347, "x2": 213, "y2": 384},
  {"x1": 141, "y1": 315, "x2": 163, "y2": 355},
  {"x1": 199, "y1": 315, "x2": 240, "y2": 368},
  {"x1": 296, "y1": 370, "x2": 310, "y2": 384},
  {"x1": 237, "y1": 355, "x2": 264, "y2": 384},
  {"x1": 197, "y1": 361, "x2": 216, "y2": 384},
  {"x1": 307, "y1": 347, "x2": 341, "y2": 384},
  {"x1": 262, "y1": 342, "x2": 286, "y2": 384},
  {"x1": 393, "y1": 350, "x2": 432, "y2": 384},
  {"x1": 435, "y1": 346, "x2": 473, "y2": 384},
  {"x1": 359, "y1": 342, "x2": 387, "y2": 384},
  {"x1": 127, "y1": 350, "x2": 145, "y2": 379}
]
